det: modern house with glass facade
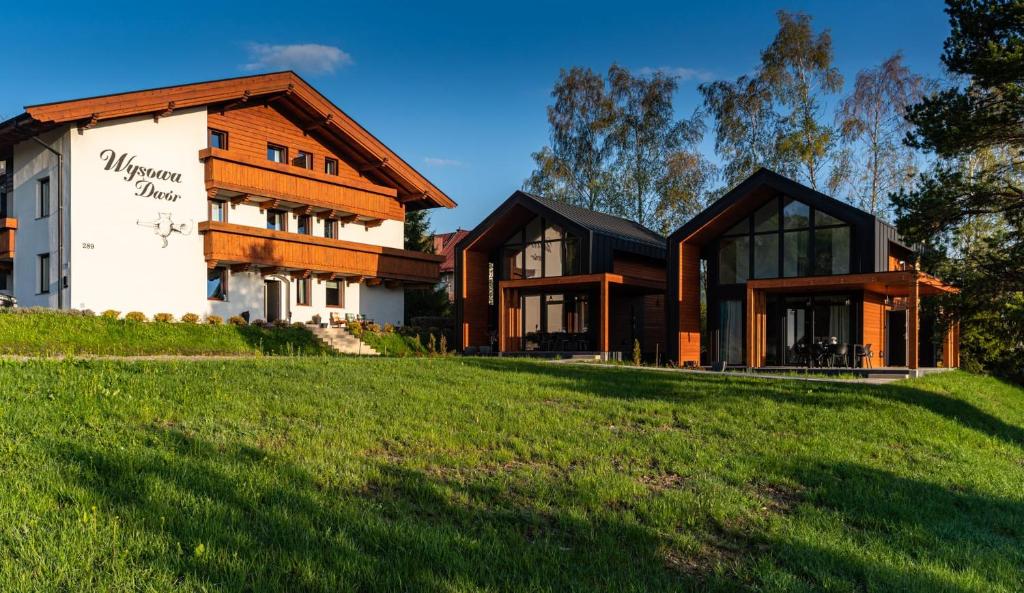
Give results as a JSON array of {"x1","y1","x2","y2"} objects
[
  {"x1": 0, "y1": 72, "x2": 451, "y2": 323},
  {"x1": 455, "y1": 191, "x2": 667, "y2": 358},
  {"x1": 666, "y1": 169, "x2": 959, "y2": 371}
]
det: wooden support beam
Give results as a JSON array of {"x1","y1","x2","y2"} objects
[
  {"x1": 384, "y1": 280, "x2": 402, "y2": 289},
  {"x1": 229, "y1": 194, "x2": 249, "y2": 207},
  {"x1": 258, "y1": 199, "x2": 280, "y2": 211},
  {"x1": 230, "y1": 263, "x2": 259, "y2": 274},
  {"x1": 599, "y1": 279, "x2": 609, "y2": 352},
  {"x1": 365, "y1": 277, "x2": 383, "y2": 287},
  {"x1": 363, "y1": 218, "x2": 384, "y2": 229},
  {"x1": 358, "y1": 157, "x2": 389, "y2": 173},
  {"x1": 292, "y1": 205, "x2": 314, "y2": 216},
  {"x1": 207, "y1": 188, "x2": 220, "y2": 199},
  {"x1": 316, "y1": 209, "x2": 339, "y2": 220},
  {"x1": 290, "y1": 269, "x2": 312, "y2": 279},
  {"x1": 345, "y1": 275, "x2": 363, "y2": 285},
  {"x1": 207, "y1": 260, "x2": 219, "y2": 269},
  {"x1": 303, "y1": 113, "x2": 333, "y2": 134},
  {"x1": 77, "y1": 113, "x2": 99, "y2": 134},
  {"x1": 153, "y1": 101, "x2": 175, "y2": 123},
  {"x1": 260, "y1": 266, "x2": 282, "y2": 277},
  {"x1": 315, "y1": 272, "x2": 333, "y2": 282},
  {"x1": 218, "y1": 90, "x2": 252, "y2": 115},
  {"x1": 337, "y1": 214, "x2": 358, "y2": 226},
  {"x1": 908, "y1": 273, "x2": 920, "y2": 370}
]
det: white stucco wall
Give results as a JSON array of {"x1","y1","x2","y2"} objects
[
  {"x1": 10, "y1": 127, "x2": 71, "y2": 308},
  {"x1": 67, "y1": 108, "x2": 209, "y2": 317}
]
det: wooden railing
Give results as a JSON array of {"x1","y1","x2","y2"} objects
[
  {"x1": 200, "y1": 148, "x2": 405, "y2": 221},
  {"x1": 0, "y1": 218, "x2": 16, "y2": 260},
  {"x1": 199, "y1": 221, "x2": 443, "y2": 283}
]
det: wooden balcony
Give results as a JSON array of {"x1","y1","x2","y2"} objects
[
  {"x1": 200, "y1": 148, "x2": 405, "y2": 221},
  {"x1": 0, "y1": 218, "x2": 16, "y2": 260},
  {"x1": 199, "y1": 221, "x2": 443, "y2": 284}
]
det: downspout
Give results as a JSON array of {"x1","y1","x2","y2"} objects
[{"x1": 29, "y1": 135, "x2": 65, "y2": 310}]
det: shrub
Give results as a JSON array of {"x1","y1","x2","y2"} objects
[
  {"x1": 272, "y1": 319, "x2": 290, "y2": 328},
  {"x1": 228, "y1": 315, "x2": 247, "y2": 326},
  {"x1": 632, "y1": 339, "x2": 642, "y2": 366},
  {"x1": 250, "y1": 319, "x2": 267, "y2": 327},
  {"x1": 101, "y1": 310, "x2": 121, "y2": 319},
  {"x1": 367, "y1": 322, "x2": 381, "y2": 334},
  {"x1": 427, "y1": 333, "x2": 437, "y2": 355},
  {"x1": 439, "y1": 334, "x2": 448, "y2": 355},
  {"x1": 153, "y1": 313, "x2": 175, "y2": 323},
  {"x1": 181, "y1": 313, "x2": 200, "y2": 324},
  {"x1": 292, "y1": 322, "x2": 306, "y2": 329},
  {"x1": 383, "y1": 323, "x2": 396, "y2": 334},
  {"x1": 124, "y1": 311, "x2": 147, "y2": 322},
  {"x1": 348, "y1": 320, "x2": 363, "y2": 336},
  {"x1": 206, "y1": 315, "x2": 223, "y2": 325}
]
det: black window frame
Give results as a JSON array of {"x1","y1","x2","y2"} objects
[
  {"x1": 500, "y1": 216, "x2": 581, "y2": 280},
  {"x1": 37, "y1": 253, "x2": 50, "y2": 294},
  {"x1": 37, "y1": 177, "x2": 50, "y2": 219}
]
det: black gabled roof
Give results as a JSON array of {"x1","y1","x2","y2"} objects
[
  {"x1": 517, "y1": 191, "x2": 665, "y2": 248},
  {"x1": 668, "y1": 168, "x2": 879, "y2": 243}
]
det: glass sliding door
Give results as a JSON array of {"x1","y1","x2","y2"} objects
[
  {"x1": 520, "y1": 291, "x2": 592, "y2": 351},
  {"x1": 718, "y1": 299, "x2": 744, "y2": 365}
]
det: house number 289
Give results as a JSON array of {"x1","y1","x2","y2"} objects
[{"x1": 81, "y1": 242, "x2": 95, "y2": 249}]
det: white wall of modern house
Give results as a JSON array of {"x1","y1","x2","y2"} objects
[{"x1": 5, "y1": 108, "x2": 406, "y2": 324}]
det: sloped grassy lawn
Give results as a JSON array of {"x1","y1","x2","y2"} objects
[
  {"x1": 0, "y1": 358, "x2": 1020, "y2": 592},
  {"x1": 0, "y1": 311, "x2": 334, "y2": 356}
]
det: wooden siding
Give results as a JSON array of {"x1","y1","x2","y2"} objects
[
  {"x1": 202, "y1": 148, "x2": 404, "y2": 221},
  {"x1": 461, "y1": 250, "x2": 490, "y2": 348},
  {"x1": 643, "y1": 293, "x2": 666, "y2": 356},
  {"x1": 0, "y1": 218, "x2": 16, "y2": 260},
  {"x1": 677, "y1": 241, "x2": 702, "y2": 365},
  {"x1": 612, "y1": 253, "x2": 666, "y2": 283},
  {"x1": 200, "y1": 221, "x2": 442, "y2": 283},
  {"x1": 862, "y1": 291, "x2": 887, "y2": 361},
  {"x1": 208, "y1": 103, "x2": 365, "y2": 179}
]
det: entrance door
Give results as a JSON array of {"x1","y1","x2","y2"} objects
[
  {"x1": 887, "y1": 310, "x2": 907, "y2": 366},
  {"x1": 265, "y1": 279, "x2": 282, "y2": 322}
]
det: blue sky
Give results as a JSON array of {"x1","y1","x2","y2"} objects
[{"x1": 1, "y1": 1, "x2": 950, "y2": 232}]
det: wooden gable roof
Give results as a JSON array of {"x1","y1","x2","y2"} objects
[{"x1": 0, "y1": 71, "x2": 454, "y2": 211}]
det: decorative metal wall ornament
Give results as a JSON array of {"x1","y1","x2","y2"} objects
[{"x1": 136, "y1": 213, "x2": 193, "y2": 248}]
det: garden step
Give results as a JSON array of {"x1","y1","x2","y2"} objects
[{"x1": 307, "y1": 326, "x2": 379, "y2": 356}]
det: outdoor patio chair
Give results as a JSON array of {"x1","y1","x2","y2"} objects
[
  {"x1": 831, "y1": 343, "x2": 850, "y2": 367},
  {"x1": 329, "y1": 313, "x2": 345, "y2": 327},
  {"x1": 855, "y1": 344, "x2": 874, "y2": 368}
]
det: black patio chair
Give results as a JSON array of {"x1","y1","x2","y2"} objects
[
  {"x1": 831, "y1": 343, "x2": 850, "y2": 368},
  {"x1": 854, "y1": 344, "x2": 874, "y2": 368}
]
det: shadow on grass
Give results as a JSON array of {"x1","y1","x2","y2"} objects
[
  {"x1": 52, "y1": 425, "x2": 732, "y2": 592},
  {"x1": 461, "y1": 359, "x2": 1024, "y2": 447},
  {"x1": 737, "y1": 459, "x2": 1024, "y2": 592}
]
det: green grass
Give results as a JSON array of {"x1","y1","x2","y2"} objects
[
  {"x1": 0, "y1": 358, "x2": 1021, "y2": 592},
  {"x1": 357, "y1": 329, "x2": 428, "y2": 356},
  {"x1": 0, "y1": 311, "x2": 336, "y2": 356}
]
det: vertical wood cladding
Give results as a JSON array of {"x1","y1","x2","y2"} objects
[
  {"x1": 461, "y1": 250, "x2": 490, "y2": 348},
  {"x1": 208, "y1": 104, "x2": 365, "y2": 180},
  {"x1": 862, "y1": 291, "x2": 887, "y2": 362},
  {"x1": 677, "y1": 241, "x2": 701, "y2": 364}
]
